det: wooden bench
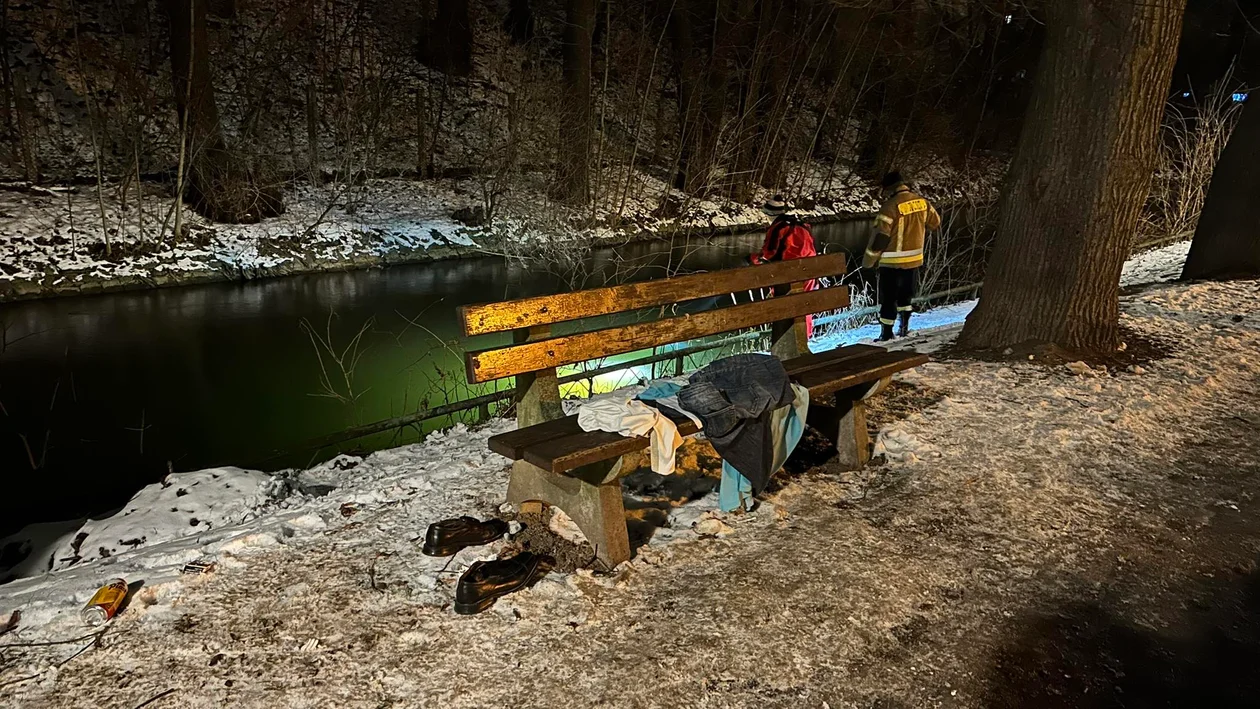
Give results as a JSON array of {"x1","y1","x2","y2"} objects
[{"x1": 458, "y1": 253, "x2": 927, "y2": 566}]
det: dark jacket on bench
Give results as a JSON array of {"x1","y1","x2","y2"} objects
[{"x1": 678, "y1": 354, "x2": 796, "y2": 494}]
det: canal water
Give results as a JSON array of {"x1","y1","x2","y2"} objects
[{"x1": 0, "y1": 220, "x2": 871, "y2": 536}]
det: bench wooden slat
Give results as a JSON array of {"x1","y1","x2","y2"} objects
[
  {"x1": 795, "y1": 350, "x2": 929, "y2": 398},
  {"x1": 487, "y1": 415, "x2": 584, "y2": 460},
  {"x1": 457, "y1": 253, "x2": 848, "y2": 337},
  {"x1": 523, "y1": 419, "x2": 704, "y2": 474},
  {"x1": 466, "y1": 286, "x2": 850, "y2": 383},
  {"x1": 783, "y1": 344, "x2": 885, "y2": 378}
]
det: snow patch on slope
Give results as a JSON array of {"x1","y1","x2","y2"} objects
[{"x1": 48, "y1": 467, "x2": 281, "y2": 572}]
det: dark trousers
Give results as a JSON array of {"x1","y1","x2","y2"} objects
[{"x1": 878, "y1": 267, "x2": 918, "y2": 325}]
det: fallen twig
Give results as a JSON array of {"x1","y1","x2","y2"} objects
[
  {"x1": 0, "y1": 626, "x2": 115, "y2": 690},
  {"x1": 133, "y1": 687, "x2": 177, "y2": 708},
  {"x1": 367, "y1": 554, "x2": 382, "y2": 593},
  {"x1": 54, "y1": 638, "x2": 96, "y2": 668},
  {"x1": 0, "y1": 628, "x2": 101, "y2": 649},
  {"x1": 0, "y1": 672, "x2": 41, "y2": 689}
]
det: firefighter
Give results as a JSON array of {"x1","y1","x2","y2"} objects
[
  {"x1": 750, "y1": 195, "x2": 818, "y2": 333},
  {"x1": 863, "y1": 171, "x2": 940, "y2": 342}
]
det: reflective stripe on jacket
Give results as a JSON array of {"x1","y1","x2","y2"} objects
[{"x1": 863, "y1": 186, "x2": 940, "y2": 270}]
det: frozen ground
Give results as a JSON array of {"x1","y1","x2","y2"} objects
[{"x1": 7, "y1": 242, "x2": 1258, "y2": 708}]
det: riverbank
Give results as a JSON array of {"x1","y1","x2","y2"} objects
[
  {"x1": 2, "y1": 261, "x2": 1256, "y2": 706},
  {"x1": 0, "y1": 163, "x2": 1001, "y2": 304},
  {"x1": 0, "y1": 178, "x2": 833, "y2": 303}
]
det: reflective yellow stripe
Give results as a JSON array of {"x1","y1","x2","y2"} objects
[
  {"x1": 897, "y1": 198, "x2": 928, "y2": 215},
  {"x1": 897, "y1": 305, "x2": 913, "y2": 312},
  {"x1": 876, "y1": 214, "x2": 894, "y2": 225},
  {"x1": 879, "y1": 318, "x2": 896, "y2": 326},
  {"x1": 880, "y1": 253, "x2": 924, "y2": 266}
]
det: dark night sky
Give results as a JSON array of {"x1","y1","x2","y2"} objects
[{"x1": 1172, "y1": 0, "x2": 1259, "y2": 93}]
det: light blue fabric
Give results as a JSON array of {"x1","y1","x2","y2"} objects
[
  {"x1": 719, "y1": 384, "x2": 809, "y2": 512},
  {"x1": 638, "y1": 381, "x2": 682, "y2": 401},
  {"x1": 719, "y1": 460, "x2": 755, "y2": 512}
]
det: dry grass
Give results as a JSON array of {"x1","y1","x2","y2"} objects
[{"x1": 1139, "y1": 72, "x2": 1244, "y2": 248}]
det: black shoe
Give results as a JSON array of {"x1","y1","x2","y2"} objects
[
  {"x1": 876, "y1": 323, "x2": 895, "y2": 342},
  {"x1": 422, "y1": 516, "x2": 508, "y2": 557},
  {"x1": 897, "y1": 311, "x2": 911, "y2": 338},
  {"x1": 454, "y1": 552, "x2": 555, "y2": 615}
]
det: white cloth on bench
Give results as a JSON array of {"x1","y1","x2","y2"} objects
[{"x1": 576, "y1": 384, "x2": 691, "y2": 476}]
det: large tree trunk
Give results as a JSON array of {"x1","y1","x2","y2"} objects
[
  {"x1": 557, "y1": 0, "x2": 595, "y2": 204},
  {"x1": 165, "y1": 0, "x2": 282, "y2": 224},
  {"x1": 1180, "y1": 97, "x2": 1260, "y2": 280},
  {"x1": 420, "y1": 0, "x2": 473, "y2": 77},
  {"x1": 503, "y1": 0, "x2": 534, "y2": 45},
  {"x1": 690, "y1": 0, "x2": 739, "y2": 196},
  {"x1": 956, "y1": 0, "x2": 1186, "y2": 355},
  {"x1": 669, "y1": 1, "x2": 699, "y2": 192}
]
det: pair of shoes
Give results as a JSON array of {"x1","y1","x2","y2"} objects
[
  {"x1": 422, "y1": 516, "x2": 508, "y2": 557},
  {"x1": 422, "y1": 516, "x2": 555, "y2": 615},
  {"x1": 455, "y1": 552, "x2": 555, "y2": 615},
  {"x1": 876, "y1": 323, "x2": 896, "y2": 342}
]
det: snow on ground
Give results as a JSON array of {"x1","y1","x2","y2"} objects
[
  {"x1": 0, "y1": 180, "x2": 482, "y2": 296},
  {"x1": 812, "y1": 239, "x2": 1198, "y2": 353},
  {"x1": 1, "y1": 238, "x2": 1224, "y2": 705},
  {"x1": 0, "y1": 423, "x2": 512, "y2": 630},
  {"x1": 45, "y1": 467, "x2": 283, "y2": 573},
  {"x1": 1122, "y1": 239, "x2": 1192, "y2": 286},
  {"x1": 2, "y1": 271, "x2": 1256, "y2": 706}
]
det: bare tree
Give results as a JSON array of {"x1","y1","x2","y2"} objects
[
  {"x1": 163, "y1": 0, "x2": 283, "y2": 224},
  {"x1": 419, "y1": 0, "x2": 473, "y2": 77},
  {"x1": 957, "y1": 0, "x2": 1187, "y2": 355},
  {"x1": 558, "y1": 0, "x2": 596, "y2": 204}
]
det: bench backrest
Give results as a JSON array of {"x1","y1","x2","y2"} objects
[
  {"x1": 453, "y1": 255, "x2": 846, "y2": 430},
  {"x1": 458, "y1": 252, "x2": 849, "y2": 424}
]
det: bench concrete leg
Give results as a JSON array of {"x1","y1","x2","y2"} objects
[
  {"x1": 806, "y1": 377, "x2": 891, "y2": 471},
  {"x1": 515, "y1": 368, "x2": 565, "y2": 428},
  {"x1": 808, "y1": 398, "x2": 869, "y2": 470},
  {"x1": 771, "y1": 317, "x2": 809, "y2": 360},
  {"x1": 506, "y1": 458, "x2": 631, "y2": 569}
]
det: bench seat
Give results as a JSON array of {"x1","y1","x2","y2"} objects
[{"x1": 489, "y1": 344, "x2": 928, "y2": 476}]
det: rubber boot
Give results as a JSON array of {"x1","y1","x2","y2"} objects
[
  {"x1": 897, "y1": 311, "x2": 911, "y2": 338},
  {"x1": 876, "y1": 323, "x2": 895, "y2": 342}
]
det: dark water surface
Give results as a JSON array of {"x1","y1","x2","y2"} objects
[{"x1": 0, "y1": 222, "x2": 869, "y2": 535}]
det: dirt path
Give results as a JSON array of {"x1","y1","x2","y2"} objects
[{"x1": 4, "y1": 280, "x2": 1259, "y2": 708}]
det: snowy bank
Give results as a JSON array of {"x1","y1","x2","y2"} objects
[{"x1": 0, "y1": 160, "x2": 1002, "y2": 303}]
